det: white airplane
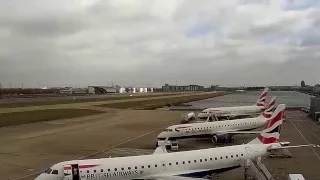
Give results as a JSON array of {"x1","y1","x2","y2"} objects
[
  {"x1": 35, "y1": 104, "x2": 315, "y2": 180},
  {"x1": 197, "y1": 88, "x2": 269, "y2": 120},
  {"x1": 157, "y1": 97, "x2": 276, "y2": 145}
]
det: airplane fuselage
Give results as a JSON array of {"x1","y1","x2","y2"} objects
[
  {"x1": 157, "y1": 116, "x2": 266, "y2": 141},
  {"x1": 35, "y1": 143, "x2": 271, "y2": 180},
  {"x1": 197, "y1": 105, "x2": 264, "y2": 119}
]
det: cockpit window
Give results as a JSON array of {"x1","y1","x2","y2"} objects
[
  {"x1": 51, "y1": 170, "x2": 58, "y2": 175},
  {"x1": 163, "y1": 129, "x2": 173, "y2": 132},
  {"x1": 44, "y1": 168, "x2": 52, "y2": 174}
]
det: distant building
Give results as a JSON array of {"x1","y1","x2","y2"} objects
[
  {"x1": 119, "y1": 87, "x2": 126, "y2": 93},
  {"x1": 313, "y1": 86, "x2": 320, "y2": 95},
  {"x1": 309, "y1": 97, "x2": 320, "y2": 121},
  {"x1": 73, "y1": 88, "x2": 88, "y2": 94},
  {"x1": 269, "y1": 86, "x2": 294, "y2": 91},
  {"x1": 161, "y1": 84, "x2": 204, "y2": 92},
  {"x1": 59, "y1": 87, "x2": 88, "y2": 94},
  {"x1": 88, "y1": 86, "x2": 118, "y2": 94},
  {"x1": 59, "y1": 87, "x2": 73, "y2": 94},
  {"x1": 301, "y1": 80, "x2": 306, "y2": 87}
]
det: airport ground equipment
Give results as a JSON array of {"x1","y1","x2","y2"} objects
[
  {"x1": 181, "y1": 112, "x2": 196, "y2": 123},
  {"x1": 288, "y1": 174, "x2": 305, "y2": 180},
  {"x1": 243, "y1": 157, "x2": 274, "y2": 180}
]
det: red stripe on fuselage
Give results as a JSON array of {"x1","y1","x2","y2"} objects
[
  {"x1": 64, "y1": 165, "x2": 99, "y2": 170},
  {"x1": 177, "y1": 126, "x2": 192, "y2": 129},
  {"x1": 79, "y1": 165, "x2": 99, "y2": 169}
]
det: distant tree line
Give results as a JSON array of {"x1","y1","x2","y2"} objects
[{"x1": 0, "y1": 88, "x2": 59, "y2": 97}]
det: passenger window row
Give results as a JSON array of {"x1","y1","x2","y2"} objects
[
  {"x1": 185, "y1": 122, "x2": 257, "y2": 131},
  {"x1": 84, "y1": 153, "x2": 245, "y2": 174}
]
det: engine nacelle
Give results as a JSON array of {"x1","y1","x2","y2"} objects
[{"x1": 212, "y1": 134, "x2": 234, "y2": 143}]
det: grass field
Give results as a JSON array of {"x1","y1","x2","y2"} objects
[
  {"x1": 97, "y1": 92, "x2": 230, "y2": 110},
  {"x1": 0, "y1": 93, "x2": 179, "y2": 109},
  {"x1": 0, "y1": 108, "x2": 105, "y2": 127}
]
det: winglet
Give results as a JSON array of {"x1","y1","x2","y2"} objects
[{"x1": 154, "y1": 138, "x2": 168, "y2": 154}]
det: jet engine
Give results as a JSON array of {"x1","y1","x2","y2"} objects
[{"x1": 212, "y1": 134, "x2": 234, "y2": 143}]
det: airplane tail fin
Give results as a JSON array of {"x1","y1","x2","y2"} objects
[
  {"x1": 249, "y1": 104, "x2": 285, "y2": 144},
  {"x1": 261, "y1": 96, "x2": 276, "y2": 118},
  {"x1": 256, "y1": 87, "x2": 269, "y2": 107}
]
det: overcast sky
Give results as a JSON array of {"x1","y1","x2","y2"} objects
[{"x1": 0, "y1": 0, "x2": 319, "y2": 88}]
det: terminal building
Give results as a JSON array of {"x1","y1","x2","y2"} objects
[
  {"x1": 309, "y1": 97, "x2": 320, "y2": 121},
  {"x1": 88, "y1": 86, "x2": 153, "y2": 94}
]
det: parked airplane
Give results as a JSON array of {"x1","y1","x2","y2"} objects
[
  {"x1": 197, "y1": 88, "x2": 269, "y2": 120},
  {"x1": 157, "y1": 97, "x2": 276, "y2": 146},
  {"x1": 35, "y1": 104, "x2": 314, "y2": 180}
]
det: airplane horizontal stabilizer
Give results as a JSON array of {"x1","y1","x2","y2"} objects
[{"x1": 267, "y1": 144, "x2": 320, "y2": 152}]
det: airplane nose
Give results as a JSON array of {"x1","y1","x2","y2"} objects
[
  {"x1": 157, "y1": 132, "x2": 166, "y2": 139},
  {"x1": 197, "y1": 113, "x2": 204, "y2": 118},
  {"x1": 34, "y1": 173, "x2": 45, "y2": 180}
]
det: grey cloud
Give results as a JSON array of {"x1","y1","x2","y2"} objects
[
  {"x1": 0, "y1": 0, "x2": 320, "y2": 88},
  {"x1": 0, "y1": 13, "x2": 86, "y2": 38},
  {"x1": 300, "y1": 35, "x2": 320, "y2": 47}
]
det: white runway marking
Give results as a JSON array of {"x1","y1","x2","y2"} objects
[
  {"x1": 11, "y1": 124, "x2": 172, "y2": 180},
  {"x1": 303, "y1": 120, "x2": 320, "y2": 141},
  {"x1": 289, "y1": 118, "x2": 320, "y2": 160}
]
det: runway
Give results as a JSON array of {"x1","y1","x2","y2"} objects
[{"x1": 1, "y1": 92, "x2": 320, "y2": 179}]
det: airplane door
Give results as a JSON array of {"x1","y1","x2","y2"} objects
[
  {"x1": 245, "y1": 146, "x2": 253, "y2": 158},
  {"x1": 63, "y1": 165, "x2": 73, "y2": 180},
  {"x1": 63, "y1": 164, "x2": 80, "y2": 180}
]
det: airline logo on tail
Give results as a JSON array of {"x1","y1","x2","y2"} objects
[
  {"x1": 258, "y1": 104, "x2": 285, "y2": 144},
  {"x1": 262, "y1": 96, "x2": 276, "y2": 118},
  {"x1": 256, "y1": 88, "x2": 269, "y2": 107}
]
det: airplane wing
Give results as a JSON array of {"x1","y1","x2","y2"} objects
[
  {"x1": 267, "y1": 144, "x2": 320, "y2": 152},
  {"x1": 150, "y1": 175, "x2": 209, "y2": 180},
  {"x1": 154, "y1": 138, "x2": 168, "y2": 154}
]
